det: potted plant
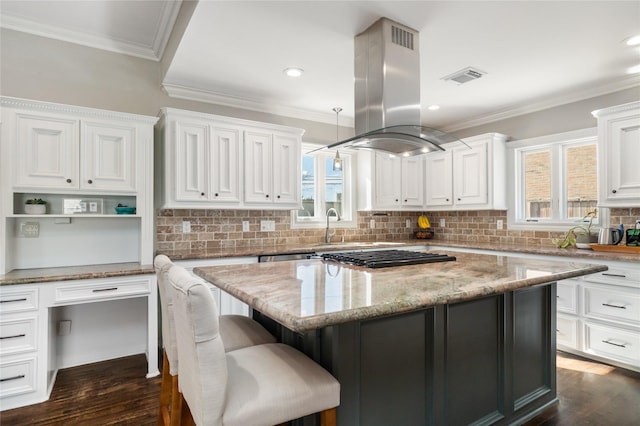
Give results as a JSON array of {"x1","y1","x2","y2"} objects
[
  {"x1": 552, "y1": 208, "x2": 598, "y2": 249},
  {"x1": 24, "y1": 198, "x2": 47, "y2": 214}
]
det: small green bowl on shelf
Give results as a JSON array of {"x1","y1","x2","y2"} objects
[{"x1": 114, "y1": 206, "x2": 136, "y2": 215}]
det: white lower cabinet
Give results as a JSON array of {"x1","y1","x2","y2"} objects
[
  {"x1": 557, "y1": 265, "x2": 640, "y2": 372},
  {"x1": 175, "y1": 257, "x2": 257, "y2": 317}
]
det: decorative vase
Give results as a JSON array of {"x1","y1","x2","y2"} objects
[{"x1": 24, "y1": 204, "x2": 46, "y2": 214}]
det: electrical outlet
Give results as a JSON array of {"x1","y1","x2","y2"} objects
[
  {"x1": 260, "y1": 220, "x2": 275, "y2": 232},
  {"x1": 242, "y1": 221, "x2": 250, "y2": 232},
  {"x1": 406, "y1": 219, "x2": 411, "y2": 228},
  {"x1": 370, "y1": 219, "x2": 376, "y2": 229},
  {"x1": 20, "y1": 221, "x2": 39, "y2": 238},
  {"x1": 182, "y1": 221, "x2": 191, "y2": 233},
  {"x1": 439, "y1": 218, "x2": 446, "y2": 228},
  {"x1": 496, "y1": 220, "x2": 504, "y2": 230}
]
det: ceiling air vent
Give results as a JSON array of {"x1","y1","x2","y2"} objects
[
  {"x1": 391, "y1": 24, "x2": 414, "y2": 50},
  {"x1": 442, "y1": 66, "x2": 486, "y2": 84}
]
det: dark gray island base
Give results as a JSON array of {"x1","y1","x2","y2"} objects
[
  {"x1": 194, "y1": 251, "x2": 607, "y2": 426},
  {"x1": 255, "y1": 283, "x2": 556, "y2": 426}
]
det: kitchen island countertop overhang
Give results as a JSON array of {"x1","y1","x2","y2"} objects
[{"x1": 193, "y1": 250, "x2": 608, "y2": 333}]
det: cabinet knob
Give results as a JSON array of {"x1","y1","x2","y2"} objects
[
  {"x1": 266, "y1": 194, "x2": 270, "y2": 198},
  {"x1": 277, "y1": 195, "x2": 281, "y2": 199},
  {"x1": 200, "y1": 192, "x2": 205, "y2": 196},
  {"x1": 404, "y1": 199, "x2": 407, "y2": 202},
  {"x1": 66, "y1": 178, "x2": 72, "y2": 183},
  {"x1": 457, "y1": 198, "x2": 461, "y2": 201},
  {"x1": 395, "y1": 199, "x2": 399, "y2": 202},
  {"x1": 87, "y1": 179, "x2": 93, "y2": 184},
  {"x1": 612, "y1": 189, "x2": 617, "y2": 194},
  {"x1": 214, "y1": 193, "x2": 219, "y2": 197},
  {"x1": 446, "y1": 198, "x2": 449, "y2": 202}
]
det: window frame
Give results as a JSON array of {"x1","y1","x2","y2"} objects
[
  {"x1": 507, "y1": 127, "x2": 605, "y2": 231},
  {"x1": 290, "y1": 143, "x2": 357, "y2": 229}
]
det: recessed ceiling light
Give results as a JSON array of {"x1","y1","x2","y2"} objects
[
  {"x1": 283, "y1": 67, "x2": 304, "y2": 77},
  {"x1": 428, "y1": 105, "x2": 440, "y2": 111},
  {"x1": 625, "y1": 34, "x2": 640, "y2": 46}
]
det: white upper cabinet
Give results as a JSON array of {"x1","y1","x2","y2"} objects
[
  {"x1": 425, "y1": 133, "x2": 507, "y2": 211},
  {"x1": 169, "y1": 119, "x2": 242, "y2": 205},
  {"x1": 12, "y1": 112, "x2": 137, "y2": 193},
  {"x1": 157, "y1": 108, "x2": 303, "y2": 210},
  {"x1": 244, "y1": 130, "x2": 300, "y2": 207},
  {"x1": 373, "y1": 152, "x2": 424, "y2": 210},
  {"x1": 594, "y1": 102, "x2": 640, "y2": 207}
]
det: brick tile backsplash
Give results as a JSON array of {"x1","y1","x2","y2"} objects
[{"x1": 155, "y1": 207, "x2": 640, "y2": 251}]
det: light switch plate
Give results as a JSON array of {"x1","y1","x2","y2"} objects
[
  {"x1": 182, "y1": 221, "x2": 191, "y2": 233},
  {"x1": 242, "y1": 221, "x2": 250, "y2": 232},
  {"x1": 20, "y1": 221, "x2": 39, "y2": 238}
]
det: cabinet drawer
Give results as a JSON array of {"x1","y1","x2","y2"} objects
[
  {"x1": 557, "y1": 280, "x2": 578, "y2": 314},
  {"x1": 556, "y1": 314, "x2": 578, "y2": 349},
  {"x1": 54, "y1": 278, "x2": 150, "y2": 304},
  {"x1": 0, "y1": 356, "x2": 36, "y2": 398},
  {"x1": 0, "y1": 289, "x2": 38, "y2": 313},
  {"x1": 583, "y1": 284, "x2": 640, "y2": 325},
  {"x1": 583, "y1": 268, "x2": 640, "y2": 288},
  {"x1": 0, "y1": 317, "x2": 37, "y2": 355},
  {"x1": 584, "y1": 322, "x2": 640, "y2": 366}
]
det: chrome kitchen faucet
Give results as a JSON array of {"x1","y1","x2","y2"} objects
[{"x1": 325, "y1": 208, "x2": 341, "y2": 243}]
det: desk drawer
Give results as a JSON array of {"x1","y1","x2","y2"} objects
[
  {"x1": 54, "y1": 278, "x2": 151, "y2": 304},
  {"x1": 0, "y1": 289, "x2": 38, "y2": 313},
  {"x1": 584, "y1": 322, "x2": 640, "y2": 366},
  {"x1": 583, "y1": 284, "x2": 640, "y2": 325},
  {"x1": 0, "y1": 317, "x2": 36, "y2": 355},
  {"x1": 0, "y1": 356, "x2": 36, "y2": 398}
]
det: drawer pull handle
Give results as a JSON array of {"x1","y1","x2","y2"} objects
[
  {"x1": 92, "y1": 287, "x2": 118, "y2": 293},
  {"x1": 602, "y1": 273, "x2": 626, "y2": 278},
  {"x1": 0, "y1": 298, "x2": 27, "y2": 303},
  {"x1": 602, "y1": 303, "x2": 626, "y2": 309},
  {"x1": 0, "y1": 374, "x2": 25, "y2": 382},
  {"x1": 0, "y1": 334, "x2": 26, "y2": 340},
  {"x1": 601, "y1": 340, "x2": 627, "y2": 349}
]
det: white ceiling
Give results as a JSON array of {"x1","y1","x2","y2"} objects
[{"x1": 2, "y1": 1, "x2": 639, "y2": 131}]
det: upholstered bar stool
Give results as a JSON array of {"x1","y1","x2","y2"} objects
[
  {"x1": 154, "y1": 255, "x2": 276, "y2": 426},
  {"x1": 168, "y1": 265, "x2": 340, "y2": 426}
]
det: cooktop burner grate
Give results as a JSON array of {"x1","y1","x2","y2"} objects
[{"x1": 320, "y1": 250, "x2": 456, "y2": 268}]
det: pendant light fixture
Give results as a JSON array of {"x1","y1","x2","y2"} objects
[{"x1": 332, "y1": 107, "x2": 343, "y2": 171}]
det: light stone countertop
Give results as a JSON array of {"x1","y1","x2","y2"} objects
[
  {"x1": 194, "y1": 250, "x2": 608, "y2": 333},
  {"x1": 0, "y1": 262, "x2": 154, "y2": 286}
]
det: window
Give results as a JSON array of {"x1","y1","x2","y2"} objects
[
  {"x1": 508, "y1": 128, "x2": 603, "y2": 230},
  {"x1": 291, "y1": 144, "x2": 356, "y2": 228}
]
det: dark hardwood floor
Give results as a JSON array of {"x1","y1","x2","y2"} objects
[{"x1": 1, "y1": 351, "x2": 638, "y2": 425}]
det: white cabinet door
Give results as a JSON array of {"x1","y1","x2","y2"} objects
[
  {"x1": 175, "y1": 122, "x2": 209, "y2": 203},
  {"x1": 81, "y1": 121, "x2": 136, "y2": 192},
  {"x1": 14, "y1": 113, "x2": 79, "y2": 190},
  {"x1": 210, "y1": 126, "x2": 241, "y2": 203},
  {"x1": 374, "y1": 152, "x2": 402, "y2": 208},
  {"x1": 272, "y1": 133, "x2": 299, "y2": 205},
  {"x1": 425, "y1": 151, "x2": 453, "y2": 207},
  {"x1": 401, "y1": 156, "x2": 424, "y2": 207},
  {"x1": 597, "y1": 104, "x2": 640, "y2": 206},
  {"x1": 453, "y1": 140, "x2": 488, "y2": 206},
  {"x1": 244, "y1": 131, "x2": 273, "y2": 204}
]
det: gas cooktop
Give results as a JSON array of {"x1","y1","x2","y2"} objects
[{"x1": 320, "y1": 250, "x2": 456, "y2": 268}]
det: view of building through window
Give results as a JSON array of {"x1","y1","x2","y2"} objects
[{"x1": 522, "y1": 141, "x2": 597, "y2": 221}]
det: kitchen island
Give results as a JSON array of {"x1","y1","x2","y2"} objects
[{"x1": 194, "y1": 250, "x2": 607, "y2": 426}]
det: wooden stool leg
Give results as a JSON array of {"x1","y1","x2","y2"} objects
[
  {"x1": 157, "y1": 352, "x2": 172, "y2": 425},
  {"x1": 320, "y1": 407, "x2": 337, "y2": 426},
  {"x1": 170, "y1": 376, "x2": 182, "y2": 426},
  {"x1": 180, "y1": 392, "x2": 195, "y2": 425}
]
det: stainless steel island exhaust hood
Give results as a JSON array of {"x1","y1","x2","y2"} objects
[{"x1": 319, "y1": 18, "x2": 467, "y2": 156}]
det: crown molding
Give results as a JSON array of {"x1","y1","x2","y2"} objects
[
  {"x1": 162, "y1": 83, "x2": 355, "y2": 127},
  {"x1": 0, "y1": 1, "x2": 181, "y2": 61},
  {"x1": 441, "y1": 74, "x2": 640, "y2": 133}
]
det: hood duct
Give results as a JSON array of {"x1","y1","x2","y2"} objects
[{"x1": 319, "y1": 18, "x2": 467, "y2": 156}]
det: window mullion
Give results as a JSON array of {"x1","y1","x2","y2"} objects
[{"x1": 316, "y1": 155, "x2": 327, "y2": 217}]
